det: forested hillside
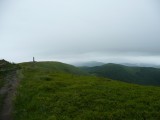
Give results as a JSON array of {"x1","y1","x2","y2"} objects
[{"x1": 80, "y1": 63, "x2": 160, "y2": 86}]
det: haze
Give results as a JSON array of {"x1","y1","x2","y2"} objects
[{"x1": 0, "y1": 0, "x2": 160, "y2": 64}]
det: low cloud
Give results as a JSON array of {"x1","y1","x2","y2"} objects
[{"x1": 0, "y1": 0, "x2": 160, "y2": 64}]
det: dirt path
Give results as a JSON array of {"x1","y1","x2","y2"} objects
[{"x1": 0, "y1": 70, "x2": 20, "y2": 120}]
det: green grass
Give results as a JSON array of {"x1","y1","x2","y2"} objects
[{"x1": 14, "y1": 62, "x2": 160, "y2": 120}]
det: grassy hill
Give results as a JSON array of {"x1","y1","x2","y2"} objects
[
  {"x1": 20, "y1": 61, "x2": 87, "y2": 75},
  {"x1": 0, "y1": 59, "x2": 19, "y2": 88},
  {"x1": 80, "y1": 63, "x2": 160, "y2": 86},
  {"x1": 13, "y1": 61, "x2": 160, "y2": 120},
  {"x1": 0, "y1": 59, "x2": 18, "y2": 74}
]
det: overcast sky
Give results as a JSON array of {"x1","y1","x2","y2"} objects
[{"x1": 0, "y1": 0, "x2": 160, "y2": 64}]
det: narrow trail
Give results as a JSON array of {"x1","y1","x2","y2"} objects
[{"x1": 0, "y1": 70, "x2": 20, "y2": 120}]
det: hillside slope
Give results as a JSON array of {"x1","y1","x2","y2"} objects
[
  {"x1": 80, "y1": 63, "x2": 160, "y2": 86},
  {"x1": 20, "y1": 61, "x2": 87, "y2": 75},
  {"x1": 0, "y1": 59, "x2": 19, "y2": 89},
  {"x1": 13, "y1": 62, "x2": 160, "y2": 120}
]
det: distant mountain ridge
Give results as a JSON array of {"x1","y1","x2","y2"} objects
[
  {"x1": 80, "y1": 63, "x2": 160, "y2": 86},
  {"x1": 72, "y1": 61, "x2": 105, "y2": 67},
  {"x1": 121, "y1": 63, "x2": 160, "y2": 68},
  {"x1": 72, "y1": 61, "x2": 160, "y2": 68}
]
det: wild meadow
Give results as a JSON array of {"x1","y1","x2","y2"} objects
[{"x1": 13, "y1": 62, "x2": 160, "y2": 120}]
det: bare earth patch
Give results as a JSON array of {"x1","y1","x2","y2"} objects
[{"x1": 0, "y1": 70, "x2": 20, "y2": 120}]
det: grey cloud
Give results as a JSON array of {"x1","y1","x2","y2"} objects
[{"x1": 0, "y1": 0, "x2": 160, "y2": 64}]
